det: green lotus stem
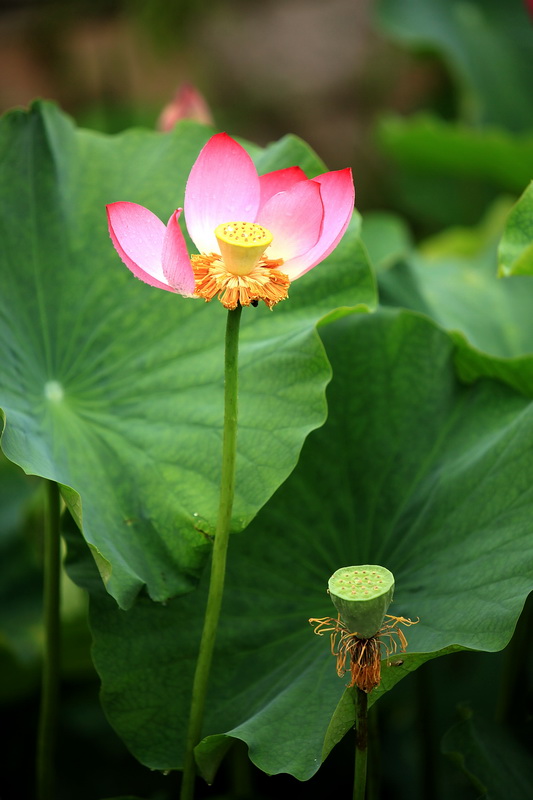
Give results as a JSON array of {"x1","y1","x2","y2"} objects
[
  {"x1": 366, "y1": 704, "x2": 380, "y2": 800},
  {"x1": 180, "y1": 304, "x2": 243, "y2": 800},
  {"x1": 353, "y1": 687, "x2": 369, "y2": 800},
  {"x1": 37, "y1": 480, "x2": 61, "y2": 800}
]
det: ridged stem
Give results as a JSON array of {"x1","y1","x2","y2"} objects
[
  {"x1": 180, "y1": 305, "x2": 243, "y2": 800},
  {"x1": 354, "y1": 687, "x2": 369, "y2": 800}
]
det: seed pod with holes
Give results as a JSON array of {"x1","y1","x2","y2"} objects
[{"x1": 328, "y1": 565, "x2": 395, "y2": 639}]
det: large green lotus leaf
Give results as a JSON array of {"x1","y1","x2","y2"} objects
[
  {"x1": 72, "y1": 310, "x2": 533, "y2": 780},
  {"x1": 377, "y1": 115, "x2": 533, "y2": 228},
  {"x1": 498, "y1": 181, "x2": 533, "y2": 277},
  {"x1": 375, "y1": 0, "x2": 533, "y2": 131},
  {"x1": 441, "y1": 713, "x2": 533, "y2": 799},
  {"x1": 0, "y1": 101, "x2": 375, "y2": 609},
  {"x1": 360, "y1": 212, "x2": 412, "y2": 271},
  {"x1": 379, "y1": 115, "x2": 533, "y2": 195},
  {"x1": 371, "y1": 202, "x2": 533, "y2": 395}
]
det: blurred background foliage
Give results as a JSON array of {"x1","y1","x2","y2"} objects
[
  {"x1": 1, "y1": 0, "x2": 532, "y2": 798},
  {"x1": 2, "y1": 0, "x2": 533, "y2": 233},
  {"x1": 1, "y1": 0, "x2": 529, "y2": 230}
]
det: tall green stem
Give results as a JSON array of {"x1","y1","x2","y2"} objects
[
  {"x1": 354, "y1": 687, "x2": 369, "y2": 800},
  {"x1": 366, "y1": 703, "x2": 380, "y2": 800},
  {"x1": 37, "y1": 480, "x2": 61, "y2": 800},
  {"x1": 180, "y1": 305, "x2": 243, "y2": 800}
]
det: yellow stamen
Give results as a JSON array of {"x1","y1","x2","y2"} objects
[
  {"x1": 192, "y1": 253, "x2": 290, "y2": 310},
  {"x1": 215, "y1": 221, "x2": 273, "y2": 276}
]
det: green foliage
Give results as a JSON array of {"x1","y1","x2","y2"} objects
[
  {"x1": 442, "y1": 712, "x2": 533, "y2": 798},
  {"x1": 0, "y1": 101, "x2": 375, "y2": 610},
  {"x1": 0, "y1": 454, "x2": 43, "y2": 700},
  {"x1": 2, "y1": 19, "x2": 533, "y2": 788},
  {"x1": 364, "y1": 202, "x2": 533, "y2": 394},
  {"x1": 379, "y1": 116, "x2": 533, "y2": 194},
  {"x1": 0, "y1": 454, "x2": 92, "y2": 708},
  {"x1": 375, "y1": 0, "x2": 533, "y2": 230},
  {"x1": 378, "y1": 115, "x2": 533, "y2": 228},
  {"x1": 498, "y1": 181, "x2": 533, "y2": 277},
  {"x1": 63, "y1": 309, "x2": 533, "y2": 780},
  {"x1": 376, "y1": 0, "x2": 533, "y2": 130}
]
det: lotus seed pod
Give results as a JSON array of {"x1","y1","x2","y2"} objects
[{"x1": 328, "y1": 565, "x2": 395, "y2": 639}]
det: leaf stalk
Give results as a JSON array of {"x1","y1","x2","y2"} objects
[{"x1": 37, "y1": 480, "x2": 61, "y2": 800}]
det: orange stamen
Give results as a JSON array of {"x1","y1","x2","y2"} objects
[
  {"x1": 191, "y1": 253, "x2": 290, "y2": 310},
  {"x1": 309, "y1": 613, "x2": 419, "y2": 693}
]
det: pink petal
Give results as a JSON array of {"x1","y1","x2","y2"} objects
[
  {"x1": 184, "y1": 133, "x2": 260, "y2": 255},
  {"x1": 256, "y1": 179, "x2": 324, "y2": 263},
  {"x1": 162, "y1": 210, "x2": 196, "y2": 296},
  {"x1": 107, "y1": 202, "x2": 178, "y2": 293},
  {"x1": 258, "y1": 166, "x2": 308, "y2": 210},
  {"x1": 281, "y1": 168, "x2": 355, "y2": 280}
]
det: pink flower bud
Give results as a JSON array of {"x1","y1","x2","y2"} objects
[{"x1": 157, "y1": 83, "x2": 214, "y2": 132}]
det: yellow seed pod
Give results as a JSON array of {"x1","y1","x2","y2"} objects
[{"x1": 215, "y1": 221, "x2": 273, "y2": 276}]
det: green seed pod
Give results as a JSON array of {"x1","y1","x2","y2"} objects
[{"x1": 328, "y1": 565, "x2": 395, "y2": 639}]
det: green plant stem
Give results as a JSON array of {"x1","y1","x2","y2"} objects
[
  {"x1": 354, "y1": 687, "x2": 369, "y2": 800},
  {"x1": 36, "y1": 480, "x2": 61, "y2": 800},
  {"x1": 366, "y1": 703, "x2": 380, "y2": 800},
  {"x1": 180, "y1": 304, "x2": 243, "y2": 800}
]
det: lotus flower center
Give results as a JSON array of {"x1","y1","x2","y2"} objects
[{"x1": 215, "y1": 221, "x2": 273, "y2": 276}]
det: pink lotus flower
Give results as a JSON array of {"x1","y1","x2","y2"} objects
[{"x1": 107, "y1": 133, "x2": 354, "y2": 310}]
